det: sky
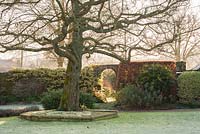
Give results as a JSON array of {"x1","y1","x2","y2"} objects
[{"x1": 191, "y1": 0, "x2": 200, "y2": 7}]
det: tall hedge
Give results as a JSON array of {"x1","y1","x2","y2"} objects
[
  {"x1": 0, "y1": 67, "x2": 99, "y2": 104},
  {"x1": 0, "y1": 68, "x2": 65, "y2": 104},
  {"x1": 178, "y1": 71, "x2": 200, "y2": 102}
]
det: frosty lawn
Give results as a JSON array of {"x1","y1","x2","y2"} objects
[{"x1": 1, "y1": 111, "x2": 200, "y2": 134}]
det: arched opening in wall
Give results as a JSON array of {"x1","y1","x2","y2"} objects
[{"x1": 95, "y1": 69, "x2": 117, "y2": 103}]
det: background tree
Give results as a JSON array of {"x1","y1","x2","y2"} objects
[
  {"x1": 136, "y1": 4, "x2": 200, "y2": 64},
  {"x1": 0, "y1": 0, "x2": 187, "y2": 111}
]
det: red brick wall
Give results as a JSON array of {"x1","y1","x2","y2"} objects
[{"x1": 116, "y1": 61, "x2": 176, "y2": 89}]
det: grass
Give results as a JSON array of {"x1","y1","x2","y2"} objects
[{"x1": 0, "y1": 111, "x2": 200, "y2": 134}]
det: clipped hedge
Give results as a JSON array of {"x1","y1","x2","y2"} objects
[
  {"x1": 178, "y1": 71, "x2": 200, "y2": 102},
  {"x1": 0, "y1": 68, "x2": 65, "y2": 104},
  {"x1": 0, "y1": 67, "x2": 100, "y2": 104}
]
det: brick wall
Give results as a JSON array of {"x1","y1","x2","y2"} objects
[{"x1": 116, "y1": 61, "x2": 176, "y2": 89}]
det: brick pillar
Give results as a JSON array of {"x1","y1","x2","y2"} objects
[{"x1": 176, "y1": 61, "x2": 186, "y2": 72}]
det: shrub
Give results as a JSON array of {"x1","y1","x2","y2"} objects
[
  {"x1": 80, "y1": 92, "x2": 95, "y2": 109},
  {"x1": 137, "y1": 64, "x2": 176, "y2": 104},
  {"x1": 0, "y1": 96, "x2": 18, "y2": 105},
  {"x1": 117, "y1": 85, "x2": 144, "y2": 108},
  {"x1": 41, "y1": 89, "x2": 62, "y2": 110},
  {"x1": 41, "y1": 90, "x2": 95, "y2": 110},
  {"x1": 178, "y1": 71, "x2": 200, "y2": 102},
  {"x1": 117, "y1": 85, "x2": 163, "y2": 108}
]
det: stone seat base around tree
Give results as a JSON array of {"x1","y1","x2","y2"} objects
[{"x1": 20, "y1": 109, "x2": 118, "y2": 121}]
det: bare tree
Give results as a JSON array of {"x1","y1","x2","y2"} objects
[
  {"x1": 137, "y1": 4, "x2": 200, "y2": 62},
  {"x1": 164, "y1": 13, "x2": 200, "y2": 62},
  {"x1": 0, "y1": 0, "x2": 187, "y2": 111}
]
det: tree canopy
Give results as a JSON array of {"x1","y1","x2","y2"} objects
[
  {"x1": 136, "y1": 4, "x2": 200, "y2": 62},
  {"x1": 0, "y1": 0, "x2": 187, "y2": 62}
]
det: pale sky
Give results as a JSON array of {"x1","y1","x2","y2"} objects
[{"x1": 191, "y1": 0, "x2": 200, "y2": 7}]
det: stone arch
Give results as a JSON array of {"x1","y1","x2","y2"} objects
[
  {"x1": 92, "y1": 64, "x2": 119, "y2": 90},
  {"x1": 100, "y1": 69, "x2": 117, "y2": 90},
  {"x1": 92, "y1": 64, "x2": 119, "y2": 77}
]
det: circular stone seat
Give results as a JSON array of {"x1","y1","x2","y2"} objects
[{"x1": 20, "y1": 109, "x2": 118, "y2": 121}]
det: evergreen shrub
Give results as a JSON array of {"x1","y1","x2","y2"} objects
[{"x1": 178, "y1": 71, "x2": 200, "y2": 103}]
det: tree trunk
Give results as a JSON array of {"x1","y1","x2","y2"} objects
[
  {"x1": 58, "y1": 0, "x2": 83, "y2": 111},
  {"x1": 58, "y1": 60, "x2": 81, "y2": 111}
]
